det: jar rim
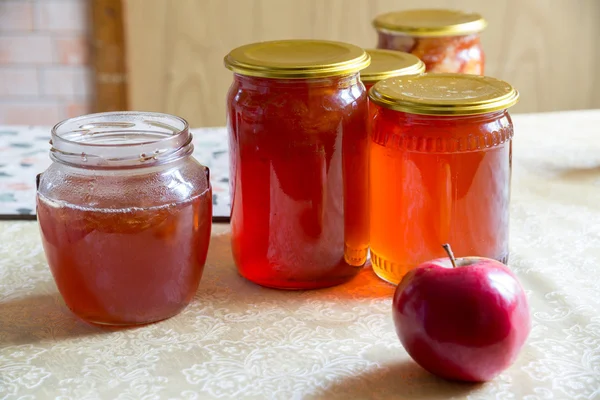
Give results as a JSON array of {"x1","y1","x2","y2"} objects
[
  {"x1": 50, "y1": 111, "x2": 194, "y2": 169},
  {"x1": 373, "y1": 9, "x2": 487, "y2": 37},
  {"x1": 224, "y1": 39, "x2": 371, "y2": 79}
]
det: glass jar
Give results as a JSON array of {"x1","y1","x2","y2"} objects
[
  {"x1": 369, "y1": 74, "x2": 519, "y2": 284},
  {"x1": 373, "y1": 9, "x2": 487, "y2": 75},
  {"x1": 37, "y1": 112, "x2": 212, "y2": 325},
  {"x1": 361, "y1": 49, "x2": 425, "y2": 91},
  {"x1": 224, "y1": 40, "x2": 370, "y2": 289}
]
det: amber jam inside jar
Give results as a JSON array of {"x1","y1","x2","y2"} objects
[
  {"x1": 37, "y1": 112, "x2": 212, "y2": 325},
  {"x1": 369, "y1": 74, "x2": 519, "y2": 284},
  {"x1": 373, "y1": 9, "x2": 487, "y2": 75},
  {"x1": 225, "y1": 40, "x2": 370, "y2": 289}
]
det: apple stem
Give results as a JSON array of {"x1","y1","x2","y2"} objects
[{"x1": 442, "y1": 243, "x2": 458, "y2": 268}]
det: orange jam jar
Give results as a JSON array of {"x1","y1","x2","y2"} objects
[
  {"x1": 37, "y1": 112, "x2": 212, "y2": 325},
  {"x1": 369, "y1": 74, "x2": 519, "y2": 284},
  {"x1": 361, "y1": 49, "x2": 425, "y2": 91},
  {"x1": 224, "y1": 40, "x2": 370, "y2": 289},
  {"x1": 373, "y1": 9, "x2": 487, "y2": 75}
]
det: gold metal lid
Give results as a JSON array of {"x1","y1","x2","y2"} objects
[
  {"x1": 361, "y1": 50, "x2": 425, "y2": 84},
  {"x1": 369, "y1": 73, "x2": 519, "y2": 115},
  {"x1": 373, "y1": 9, "x2": 487, "y2": 37},
  {"x1": 224, "y1": 40, "x2": 371, "y2": 79}
]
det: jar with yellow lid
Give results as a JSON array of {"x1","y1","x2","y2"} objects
[
  {"x1": 373, "y1": 9, "x2": 487, "y2": 75},
  {"x1": 369, "y1": 73, "x2": 519, "y2": 284},
  {"x1": 361, "y1": 49, "x2": 425, "y2": 90},
  {"x1": 224, "y1": 40, "x2": 371, "y2": 289}
]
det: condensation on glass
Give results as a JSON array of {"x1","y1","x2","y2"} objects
[
  {"x1": 368, "y1": 74, "x2": 519, "y2": 284},
  {"x1": 373, "y1": 9, "x2": 487, "y2": 75},
  {"x1": 37, "y1": 112, "x2": 212, "y2": 326},
  {"x1": 224, "y1": 40, "x2": 371, "y2": 289}
]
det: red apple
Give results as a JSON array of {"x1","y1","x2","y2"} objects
[{"x1": 392, "y1": 244, "x2": 530, "y2": 382}]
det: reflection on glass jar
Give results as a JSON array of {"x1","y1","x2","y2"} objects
[
  {"x1": 368, "y1": 74, "x2": 519, "y2": 284},
  {"x1": 37, "y1": 112, "x2": 212, "y2": 326},
  {"x1": 224, "y1": 40, "x2": 370, "y2": 289},
  {"x1": 373, "y1": 9, "x2": 487, "y2": 75}
]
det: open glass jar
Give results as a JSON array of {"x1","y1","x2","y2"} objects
[
  {"x1": 225, "y1": 40, "x2": 370, "y2": 289},
  {"x1": 373, "y1": 9, "x2": 487, "y2": 75},
  {"x1": 369, "y1": 74, "x2": 519, "y2": 284},
  {"x1": 37, "y1": 112, "x2": 212, "y2": 326}
]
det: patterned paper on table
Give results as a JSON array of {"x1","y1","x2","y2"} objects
[{"x1": 0, "y1": 126, "x2": 231, "y2": 218}]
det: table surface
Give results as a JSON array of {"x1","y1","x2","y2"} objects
[{"x1": 1, "y1": 110, "x2": 600, "y2": 399}]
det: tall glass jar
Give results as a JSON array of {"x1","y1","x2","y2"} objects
[
  {"x1": 224, "y1": 40, "x2": 370, "y2": 289},
  {"x1": 373, "y1": 9, "x2": 487, "y2": 75},
  {"x1": 37, "y1": 112, "x2": 212, "y2": 326},
  {"x1": 369, "y1": 74, "x2": 519, "y2": 284},
  {"x1": 361, "y1": 49, "x2": 425, "y2": 91}
]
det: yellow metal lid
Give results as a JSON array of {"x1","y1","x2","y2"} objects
[
  {"x1": 373, "y1": 9, "x2": 487, "y2": 37},
  {"x1": 361, "y1": 50, "x2": 425, "y2": 84},
  {"x1": 224, "y1": 40, "x2": 371, "y2": 79},
  {"x1": 369, "y1": 73, "x2": 519, "y2": 115}
]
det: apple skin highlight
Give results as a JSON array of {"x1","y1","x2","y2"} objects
[{"x1": 392, "y1": 255, "x2": 531, "y2": 382}]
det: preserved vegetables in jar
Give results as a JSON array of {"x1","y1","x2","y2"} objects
[
  {"x1": 361, "y1": 49, "x2": 425, "y2": 91},
  {"x1": 373, "y1": 9, "x2": 487, "y2": 75},
  {"x1": 37, "y1": 112, "x2": 212, "y2": 325},
  {"x1": 225, "y1": 40, "x2": 370, "y2": 289},
  {"x1": 369, "y1": 74, "x2": 519, "y2": 284}
]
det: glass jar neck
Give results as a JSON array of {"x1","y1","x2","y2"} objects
[
  {"x1": 372, "y1": 108, "x2": 512, "y2": 153},
  {"x1": 377, "y1": 29, "x2": 481, "y2": 39},
  {"x1": 406, "y1": 109, "x2": 507, "y2": 124},
  {"x1": 233, "y1": 72, "x2": 360, "y2": 90},
  {"x1": 50, "y1": 112, "x2": 193, "y2": 170}
]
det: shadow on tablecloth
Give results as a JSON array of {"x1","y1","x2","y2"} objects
[
  {"x1": 0, "y1": 293, "x2": 106, "y2": 346},
  {"x1": 200, "y1": 233, "x2": 396, "y2": 301},
  {"x1": 312, "y1": 360, "x2": 481, "y2": 399}
]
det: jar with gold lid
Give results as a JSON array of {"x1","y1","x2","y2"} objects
[
  {"x1": 361, "y1": 49, "x2": 425, "y2": 90},
  {"x1": 369, "y1": 73, "x2": 519, "y2": 284},
  {"x1": 373, "y1": 9, "x2": 487, "y2": 75},
  {"x1": 224, "y1": 40, "x2": 371, "y2": 289}
]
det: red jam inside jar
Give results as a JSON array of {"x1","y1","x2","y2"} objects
[
  {"x1": 37, "y1": 112, "x2": 212, "y2": 325},
  {"x1": 373, "y1": 9, "x2": 487, "y2": 75},
  {"x1": 225, "y1": 40, "x2": 371, "y2": 289},
  {"x1": 368, "y1": 74, "x2": 519, "y2": 284}
]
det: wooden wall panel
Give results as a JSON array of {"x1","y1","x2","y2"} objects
[
  {"x1": 123, "y1": 0, "x2": 600, "y2": 127},
  {"x1": 91, "y1": 0, "x2": 128, "y2": 112}
]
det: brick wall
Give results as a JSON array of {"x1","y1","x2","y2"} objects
[{"x1": 0, "y1": 0, "x2": 92, "y2": 125}]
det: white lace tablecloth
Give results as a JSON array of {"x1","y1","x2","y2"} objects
[{"x1": 1, "y1": 110, "x2": 600, "y2": 399}]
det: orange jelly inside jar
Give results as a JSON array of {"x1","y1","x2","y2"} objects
[
  {"x1": 37, "y1": 112, "x2": 212, "y2": 325},
  {"x1": 373, "y1": 9, "x2": 487, "y2": 75},
  {"x1": 369, "y1": 74, "x2": 519, "y2": 284},
  {"x1": 225, "y1": 40, "x2": 371, "y2": 289}
]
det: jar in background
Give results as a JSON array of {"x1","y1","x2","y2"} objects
[
  {"x1": 369, "y1": 74, "x2": 518, "y2": 284},
  {"x1": 361, "y1": 49, "x2": 425, "y2": 90},
  {"x1": 37, "y1": 112, "x2": 212, "y2": 326},
  {"x1": 225, "y1": 40, "x2": 370, "y2": 289},
  {"x1": 373, "y1": 9, "x2": 487, "y2": 75}
]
